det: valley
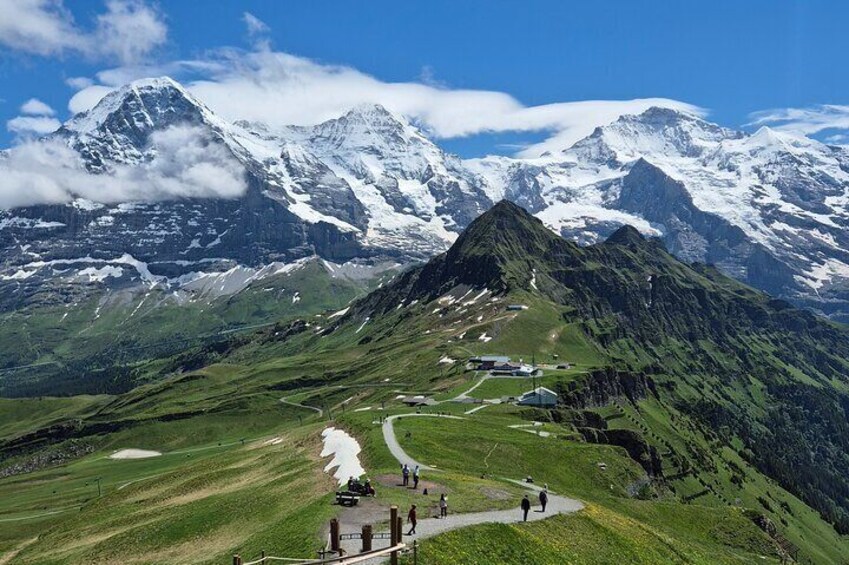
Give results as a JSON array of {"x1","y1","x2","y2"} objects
[{"x1": 3, "y1": 202, "x2": 849, "y2": 564}]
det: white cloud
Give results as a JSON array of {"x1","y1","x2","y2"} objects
[
  {"x1": 824, "y1": 133, "x2": 849, "y2": 145},
  {"x1": 68, "y1": 85, "x2": 115, "y2": 114},
  {"x1": 20, "y1": 98, "x2": 55, "y2": 115},
  {"x1": 6, "y1": 115, "x2": 61, "y2": 136},
  {"x1": 92, "y1": 0, "x2": 167, "y2": 66},
  {"x1": 67, "y1": 49, "x2": 702, "y2": 157},
  {"x1": 748, "y1": 105, "x2": 849, "y2": 137},
  {"x1": 243, "y1": 12, "x2": 269, "y2": 37},
  {"x1": 0, "y1": 0, "x2": 166, "y2": 64},
  {"x1": 66, "y1": 76, "x2": 95, "y2": 90},
  {"x1": 0, "y1": 125, "x2": 247, "y2": 209}
]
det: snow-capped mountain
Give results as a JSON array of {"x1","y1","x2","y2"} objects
[
  {"x1": 2, "y1": 77, "x2": 848, "y2": 319},
  {"x1": 469, "y1": 107, "x2": 849, "y2": 317}
]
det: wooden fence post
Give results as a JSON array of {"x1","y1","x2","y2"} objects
[
  {"x1": 389, "y1": 506, "x2": 399, "y2": 565},
  {"x1": 330, "y1": 518, "x2": 341, "y2": 554},
  {"x1": 361, "y1": 524, "x2": 373, "y2": 553},
  {"x1": 396, "y1": 516, "x2": 403, "y2": 543},
  {"x1": 232, "y1": 555, "x2": 242, "y2": 565}
]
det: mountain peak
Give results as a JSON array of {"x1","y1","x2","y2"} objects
[
  {"x1": 63, "y1": 76, "x2": 214, "y2": 138},
  {"x1": 343, "y1": 103, "x2": 401, "y2": 123},
  {"x1": 604, "y1": 224, "x2": 647, "y2": 247}
]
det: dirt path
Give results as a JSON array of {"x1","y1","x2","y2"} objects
[
  {"x1": 347, "y1": 414, "x2": 585, "y2": 560},
  {"x1": 451, "y1": 372, "x2": 535, "y2": 402},
  {"x1": 337, "y1": 483, "x2": 584, "y2": 560},
  {"x1": 280, "y1": 396, "x2": 324, "y2": 416},
  {"x1": 381, "y1": 414, "x2": 463, "y2": 471},
  {"x1": 0, "y1": 537, "x2": 38, "y2": 565}
]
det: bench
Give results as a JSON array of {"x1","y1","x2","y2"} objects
[{"x1": 336, "y1": 491, "x2": 360, "y2": 506}]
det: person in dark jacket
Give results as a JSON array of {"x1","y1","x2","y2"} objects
[
  {"x1": 407, "y1": 504, "x2": 418, "y2": 535},
  {"x1": 439, "y1": 493, "x2": 448, "y2": 518},
  {"x1": 539, "y1": 485, "x2": 549, "y2": 512},
  {"x1": 521, "y1": 495, "x2": 531, "y2": 521},
  {"x1": 402, "y1": 464, "x2": 410, "y2": 486}
]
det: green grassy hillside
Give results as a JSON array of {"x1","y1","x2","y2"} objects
[
  {"x1": 0, "y1": 260, "x2": 388, "y2": 397},
  {"x1": 3, "y1": 201, "x2": 849, "y2": 564}
]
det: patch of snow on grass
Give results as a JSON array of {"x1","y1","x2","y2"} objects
[
  {"x1": 109, "y1": 449, "x2": 161, "y2": 460},
  {"x1": 479, "y1": 333, "x2": 492, "y2": 342},
  {"x1": 329, "y1": 307, "x2": 350, "y2": 318},
  {"x1": 355, "y1": 317, "x2": 370, "y2": 333},
  {"x1": 438, "y1": 356, "x2": 456, "y2": 364},
  {"x1": 321, "y1": 427, "x2": 365, "y2": 485}
]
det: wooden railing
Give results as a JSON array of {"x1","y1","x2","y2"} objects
[{"x1": 237, "y1": 543, "x2": 407, "y2": 565}]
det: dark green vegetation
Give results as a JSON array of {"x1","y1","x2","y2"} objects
[
  {"x1": 2, "y1": 201, "x2": 848, "y2": 563},
  {"x1": 0, "y1": 260, "x2": 384, "y2": 397}
]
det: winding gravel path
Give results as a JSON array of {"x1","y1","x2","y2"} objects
[
  {"x1": 381, "y1": 414, "x2": 463, "y2": 471},
  {"x1": 279, "y1": 396, "x2": 324, "y2": 416},
  {"x1": 338, "y1": 483, "x2": 583, "y2": 559},
  {"x1": 339, "y1": 414, "x2": 586, "y2": 562}
]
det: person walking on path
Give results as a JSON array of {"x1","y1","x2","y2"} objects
[
  {"x1": 402, "y1": 464, "x2": 410, "y2": 487},
  {"x1": 413, "y1": 465, "x2": 420, "y2": 489},
  {"x1": 521, "y1": 495, "x2": 531, "y2": 522},
  {"x1": 539, "y1": 484, "x2": 549, "y2": 512},
  {"x1": 439, "y1": 494, "x2": 448, "y2": 518},
  {"x1": 407, "y1": 505, "x2": 418, "y2": 535}
]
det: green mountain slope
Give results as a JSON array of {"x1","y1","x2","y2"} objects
[
  {"x1": 0, "y1": 259, "x2": 391, "y2": 397},
  {"x1": 3, "y1": 201, "x2": 849, "y2": 564}
]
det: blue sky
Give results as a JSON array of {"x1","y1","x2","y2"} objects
[{"x1": 1, "y1": 0, "x2": 848, "y2": 156}]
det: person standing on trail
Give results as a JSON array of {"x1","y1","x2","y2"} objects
[
  {"x1": 539, "y1": 485, "x2": 549, "y2": 512},
  {"x1": 402, "y1": 464, "x2": 410, "y2": 486},
  {"x1": 439, "y1": 494, "x2": 448, "y2": 518},
  {"x1": 521, "y1": 495, "x2": 531, "y2": 521},
  {"x1": 407, "y1": 504, "x2": 418, "y2": 535},
  {"x1": 413, "y1": 465, "x2": 420, "y2": 489}
]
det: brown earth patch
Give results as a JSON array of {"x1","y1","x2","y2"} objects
[
  {"x1": 373, "y1": 474, "x2": 450, "y2": 494},
  {"x1": 480, "y1": 486, "x2": 513, "y2": 501}
]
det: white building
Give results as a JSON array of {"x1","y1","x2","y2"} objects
[{"x1": 516, "y1": 387, "x2": 558, "y2": 408}]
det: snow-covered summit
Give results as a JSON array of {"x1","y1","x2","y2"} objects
[
  {"x1": 63, "y1": 77, "x2": 219, "y2": 139},
  {"x1": 4, "y1": 77, "x2": 849, "y2": 320}
]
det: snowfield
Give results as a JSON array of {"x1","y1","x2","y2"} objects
[
  {"x1": 109, "y1": 449, "x2": 162, "y2": 460},
  {"x1": 320, "y1": 427, "x2": 366, "y2": 485}
]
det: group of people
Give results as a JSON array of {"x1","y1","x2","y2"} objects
[
  {"x1": 345, "y1": 476, "x2": 376, "y2": 497},
  {"x1": 400, "y1": 463, "x2": 421, "y2": 489},
  {"x1": 405, "y1": 494, "x2": 449, "y2": 535},
  {"x1": 399, "y1": 475, "x2": 550, "y2": 537},
  {"x1": 520, "y1": 484, "x2": 549, "y2": 521}
]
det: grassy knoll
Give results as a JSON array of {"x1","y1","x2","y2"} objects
[
  {"x1": 390, "y1": 411, "x2": 781, "y2": 564},
  {"x1": 5, "y1": 423, "x2": 336, "y2": 564}
]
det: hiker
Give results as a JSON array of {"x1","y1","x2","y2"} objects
[
  {"x1": 521, "y1": 495, "x2": 531, "y2": 521},
  {"x1": 365, "y1": 479, "x2": 376, "y2": 497},
  {"x1": 413, "y1": 465, "x2": 420, "y2": 489},
  {"x1": 439, "y1": 493, "x2": 448, "y2": 518},
  {"x1": 347, "y1": 477, "x2": 355, "y2": 491},
  {"x1": 407, "y1": 504, "x2": 418, "y2": 535},
  {"x1": 539, "y1": 484, "x2": 549, "y2": 512},
  {"x1": 402, "y1": 464, "x2": 410, "y2": 486}
]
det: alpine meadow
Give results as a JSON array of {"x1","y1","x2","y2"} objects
[{"x1": 2, "y1": 2, "x2": 849, "y2": 564}]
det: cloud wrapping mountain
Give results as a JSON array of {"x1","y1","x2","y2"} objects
[
  {"x1": 0, "y1": 125, "x2": 247, "y2": 208},
  {"x1": 2, "y1": 77, "x2": 849, "y2": 323},
  {"x1": 65, "y1": 48, "x2": 702, "y2": 157}
]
